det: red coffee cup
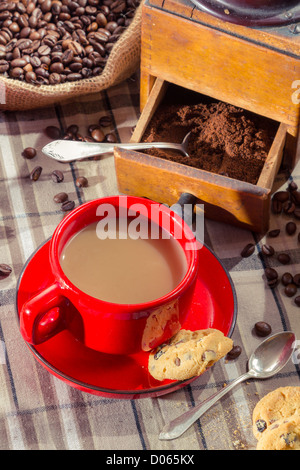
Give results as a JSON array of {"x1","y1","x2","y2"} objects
[{"x1": 20, "y1": 196, "x2": 199, "y2": 355}]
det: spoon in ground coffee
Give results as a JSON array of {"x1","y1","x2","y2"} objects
[
  {"x1": 159, "y1": 331, "x2": 296, "y2": 440},
  {"x1": 42, "y1": 132, "x2": 192, "y2": 162}
]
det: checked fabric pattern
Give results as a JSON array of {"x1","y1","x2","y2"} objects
[{"x1": 0, "y1": 74, "x2": 299, "y2": 450}]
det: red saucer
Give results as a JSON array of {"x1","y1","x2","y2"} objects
[{"x1": 16, "y1": 239, "x2": 237, "y2": 399}]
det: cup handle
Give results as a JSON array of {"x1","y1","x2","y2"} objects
[
  {"x1": 171, "y1": 192, "x2": 198, "y2": 223},
  {"x1": 20, "y1": 283, "x2": 67, "y2": 345}
]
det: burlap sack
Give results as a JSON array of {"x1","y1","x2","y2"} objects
[{"x1": 0, "y1": 3, "x2": 142, "y2": 111}]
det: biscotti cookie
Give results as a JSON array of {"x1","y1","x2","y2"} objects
[
  {"x1": 148, "y1": 328, "x2": 233, "y2": 381},
  {"x1": 253, "y1": 386, "x2": 300, "y2": 440},
  {"x1": 256, "y1": 416, "x2": 300, "y2": 450}
]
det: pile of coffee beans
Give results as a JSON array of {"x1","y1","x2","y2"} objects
[
  {"x1": 44, "y1": 114, "x2": 115, "y2": 142},
  {"x1": 241, "y1": 181, "x2": 300, "y2": 307},
  {"x1": 27, "y1": 155, "x2": 81, "y2": 211},
  {"x1": 0, "y1": 0, "x2": 140, "y2": 85},
  {"x1": 23, "y1": 116, "x2": 116, "y2": 210},
  {"x1": 226, "y1": 184, "x2": 300, "y2": 361}
]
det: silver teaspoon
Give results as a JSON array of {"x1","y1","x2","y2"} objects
[
  {"x1": 41, "y1": 132, "x2": 192, "y2": 163},
  {"x1": 159, "y1": 331, "x2": 296, "y2": 440}
]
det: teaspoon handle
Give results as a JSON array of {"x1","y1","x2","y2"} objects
[
  {"x1": 42, "y1": 140, "x2": 185, "y2": 162},
  {"x1": 159, "y1": 372, "x2": 252, "y2": 440}
]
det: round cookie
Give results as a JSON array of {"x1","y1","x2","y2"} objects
[
  {"x1": 148, "y1": 328, "x2": 233, "y2": 381},
  {"x1": 253, "y1": 387, "x2": 300, "y2": 440},
  {"x1": 256, "y1": 416, "x2": 300, "y2": 450}
]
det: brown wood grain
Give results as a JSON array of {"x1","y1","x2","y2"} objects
[
  {"x1": 154, "y1": 0, "x2": 300, "y2": 57},
  {"x1": 141, "y1": 4, "x2": 300, "y2": 129},
  {"x1": 114, "y1": 146, "x2": 272, "y2": 232}
]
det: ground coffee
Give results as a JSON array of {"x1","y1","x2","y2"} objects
[{"x1": 142, "y1": 99, "x2": 275, "y2": 185}]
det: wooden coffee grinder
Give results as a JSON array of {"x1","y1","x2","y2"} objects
[{"x1": 115, "y1": 0, "x2": 300, "y2": 232}]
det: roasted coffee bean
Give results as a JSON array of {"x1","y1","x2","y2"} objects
[
  {"x1": 53, "y1": 192, "x2": 68, "y2": 204},
  {"x1": 226, "y1": 345, "x2": 242, "y2": 360},
  {"x1": 43, "y1": 35, "x2": 57, "y2": 48},
  {"x1": 241, "y1": 243, "x2": 255, "y2": 258},
  {"x1": 75, "y1": 176, "x2": 88, "y2": 188},
  {"x1": 0, "y1": 45, "x2": 5, "y2": 59},
  {"x1": 99, "y1": 115, "x2": 113, "y2": 127},
  {"x1": 88, "y1": 124, "x2": 99, "y2": 134},
  {"x1": 294, "y1": 208, "x2": 300, "y2": 220},
  {"x1": 0, "y1": 11, "x2": 10, "y2": 22},
  {"x1": 51, "y1": 169, "x2": 64, "y2": 183},
  {"x1": 278, "y1": 253, "x2": 291, "y2": 265},
  {"x1": 23, "y1": 63, "x2": 34, "y2": 76},
  {"x1": 49, "y1": 73, "x2": 61, "y2": 84},
  {"x1": 67, "y1": 40, "x2": 83, "y2": 55},
  {"x1": 105, "y1": 43, "x2": 114, "y2": 53},
  {"x1": 17, "y1": 39, "x2": 32, "y2": 51},
  {"x1": 11, "y1": 57, "x2": 27, "y2": 68},
  {"x1": 293, "y1": 273, "x2": 300, "y2": 287},
  {"x1": 286, "y1": 221, "x2": 297, "y2": 235},
  {"x1": 271, "y1": 198, "x2": 282, "y2": 214},
  {"x1": 273, "y1": 191, "x2": 290, "y2": 203},
  {"x1": 267, "y1": 278, "x2": 278, "y2": 288},
  {"x1": 288, "y1": 181, "x2": 298, "y2": 192},
  {"x1": 261, "y1": 244, "x2": 274, "y2": 256},
  {"x1": 45, "y1": 126, "x2": 61, "y2": 139},
  {"x1": 30, "y1": 166, "x2": 42, "y2": 181},
  {"x1": 284, "y1": 283, "x2": 297, "y2": 297},
  {"x1": 295, "y1": 296, "x2": 300, "y2": 307},
  {"x1": 93, "y1": 30, "x2": 109, "y2": 44},
  {"x1": 291, "y1": 190, "x2": 300, "y2": 206},
  {"x1": 69, "y1": 62, "x2": 82, "y2": 73},
  {"x1": 266, "y1": 267, "x2": 279, "y2": 286},
  {"x1": 111, "y1": 0, "x2": 126, "y2": 14},
  {"x1": 10, "y1": 66, "x2": 24, "y2": 79},
  {"x1": 283, "y1": 200, "x2": 295, "y2": 215},
  {"x1": 268, "y1": 228, "x2": 280, "y2": 238},
  {"x1": 91, "y1": 127, "x2": 105, "y2": 142},
  {"x1": 50, "y1": 62, "x2": 64, "y2": 74},
  {"x1": 22, "y1": 147, "x2": 36, "y2": 159},
  {"x1": 62, "y1": 49, "x2": 74, "y2": 65},
  {"x1": 105, "y1": 132, "x2": 117, "y2": 143},
  {"x1": 282, "y1": 272, "x2": 293, "y2": 286},
  {"x1": 0, "y1": 263, "x2": 12, "y2": 277},
  {"x1": 25, "y1": 71, "x2": 36, "y2": 83},
  {"x1": 35, "y1": 66, "x2": 49, "y2": 79},
  {"x1": 30, "y1": 56, "x2": 41, "y2": 68},
  {"x1": 96, "y1": 12, "x2": 107, "y2": 27},
  {"x1": 61, "y1": 200, "x2": 75, "y2": 211},
  {"x1": 67, "y1": 73, "x2": 82, "y2": 81},
  {"x1": 40, "y1": 0, "x2": 52, "y2": 14},
  {"x1": 254, "y1": 321, "x2": 272, "y2": 337},
  {"x1": 0, "y1": 59, "x2": 9, "y2": 73},
  {"x1": 264, "y1": 267, "x2": 278, "y2": 281},
  {"x1": 66, "y1": 124, "x2": 79, "y2": 135}
]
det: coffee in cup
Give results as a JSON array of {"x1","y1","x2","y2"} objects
[{"x1": 60, "y1": 219, "x2": 188, "y2": 305}]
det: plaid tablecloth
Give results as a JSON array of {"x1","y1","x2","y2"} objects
[{"x1": 0, "y1": 74, "x2": 299, "y2": 451}]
